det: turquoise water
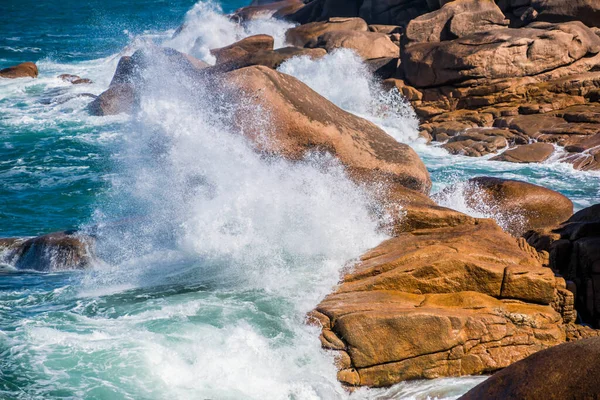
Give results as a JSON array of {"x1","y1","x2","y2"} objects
[{"x1": 0, "y1": 0, "x2": 598, "y2": 399}]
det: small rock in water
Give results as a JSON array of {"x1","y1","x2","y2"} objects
[
  {"x1": 0, "y1": 62, "x2": 38, "y2": 78},
  {"x1": 58, "y1": 73, "x2": 93, "y2": 84}
]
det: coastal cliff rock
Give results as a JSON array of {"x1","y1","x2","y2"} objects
[
  {"x1": 0, "y1": 231, "x2": 94, "y2": 271},
  {"x1": 525, "y1": 204, "x2": 600, "y2": 328},
  {"x1": 460, "y1": 337, "x2": 600, "y2": 400},
  {"x1": 285, "y1": 17, "x2": 369, "y2": 47},
  {"x1": 0, "y1": 62, "x2": 38, "y2": 79},
  {"x1": 307, "y1": 30, "x2": 399, "y2": 59},
  {"x1": 221, "y1": 65, "x2": 432, "y2": 194}
]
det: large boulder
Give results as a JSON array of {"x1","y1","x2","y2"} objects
[
  {"x1": 89, "y1": 47, "x2": 208, "y2": 116},
  {"x1": 231, "y1": 0, "x2": 305, "y2": 21},
  {"x1": 499, "y1": 0, "x2": 600, "y2": 28},
  {"x1": 450, "y1": 177, "x2": 574, "y2": 236},
  {"x1": 405, "y1": 0, "x2": 509, "y2": 44},
  {"x1": 403, "y1": 21, "x2": 600, "y2": 87},
  {"x1": 490, "y1": 142, "x2": 555, "y2": 163},
  {"x1": 221, "y1": 65, "x2": 431, "y2": 194},
  {"x1": 307, "y1": 30, "x2": 399, "y2": 59},
  {"x1": 210, "y1": 34, "x2": 275, "y2": 64},
  {"x1": 0, "y1": 231, "x2": 94, "y2": 271},
  {"x1": 0, "y1": 62, "x2": 38, "y2": 79},
  {"x1": 460, "y1": 337, "x2": 600, "y2": 400},
  {"x1": 313, "y1": 218, "x2": 572, "y2": 387},
  {"x1": 526, "y1": 204, "x2": 600, "y2": 327},
  {"x1": 285, "y1": 17, "x2": 368, "y2": 47}
]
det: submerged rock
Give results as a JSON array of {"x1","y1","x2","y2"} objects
[
  {"x1": 0, "y1": 231, "x2": 94, "y2": 271},
  {"x1": 460, "y1": 337, "x2": 600, "y2": 400},
  {"x1": 58, "y1": 73, "x2": 93, "y2": 84},
  {"x1": 0, "y1": 62, "x2": 38, "y2": 79}
]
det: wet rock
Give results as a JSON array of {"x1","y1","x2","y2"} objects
[
  {"x1": 307, "y1": 30, "x2": 399, "y2": 59},
  {"x1": 491, "y1": 142, "x2": 555, "y2": 163},
  {"x1": 211, "y1": 45, "x2": 327, "y2": 72},
  {"x1": 460, "y1": 337, "x2": 600, "y2": 400},
  {"x1": 458, "y1": 177, "x2": 574, "y2": 236},
  {"x1": 364, "y1": 57, "x2": 400, "y2": 80},
  {"x1": 89, "y1": 47, "x2": 208, "y2": 116},
  {"x1": 562, "y1": 133, "x2": 600, "y2": 171},
  {"x1": 232, "y1": 0, "x2": 305, "y2": 21},
  {"x1": 58, "y1": 73, "x2": 93, "y2": 84},
  {"x1": 221, "y1": 65, "x2": 431, "y2": 194},
  {"x1": 0, "y1": 231, "x2": 94, "y2": 271},
  {"x1": 285, "y1": 17, "x2": 368, "y2": 47},
  {"x1": 0, "y1": 62, "x2": 38, "y2": 79}
]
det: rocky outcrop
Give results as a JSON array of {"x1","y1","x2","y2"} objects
[
  {"x1": 231, "y1": 0, "x2": 305, "y2": 21},
  {"x1": 0, "y1": 62, "x2": 38, "y2": 79},
  {"x1": 403, "y1": 21, "x2": 600, "y2": 88},
  {"x1": 211, "y1": 34, "x2": 275, "y2": 64},
  {"x1": 285, "y1": 17, "x2": 368, "y2": 47},
  {"x1": 526, "y1": 204, "x2": 600, "y2": 328},
  {"x1": 0, "y1": 231, "x2": 94, "y2": 271},
  {"x1": 443, "y1": 177, "x2": 574, "y2": 236},
  {"x1": 221, "y1": 65, "x2": 432, "y2": 194},
  {"x1": 314, "y1": 218, "x2": 575, "y2": 387},
  {"x1": 460, "y1": 337, "x2": 600, "y2": 400},
  {"x1": 307, "y1": 30, "x2": 399, "y2": 59}
]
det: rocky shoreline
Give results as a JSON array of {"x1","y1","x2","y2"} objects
[{"x1": 2, "y1": 0, "x2": 600, "y2": 395}]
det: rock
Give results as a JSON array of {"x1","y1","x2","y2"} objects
[
  {"x1": 456, "y1": 177, "x2": 573, "y2": 236},
  {"x1": 221, "y1": 65, "x2": 431, "y2": 194},
  {"x1": 335, "y1": 219, "x2": 555, "y2": 302},
  {"x1": 58, "y1": 74, "x2": 92, "y2": 84},
  {"x1": 231, "y1": 0, "x2": 305, "y2": 21},
  {"x1": 368, "y1": 24, "x2": 401, "y2": 34},
  {"x1": 403, "y1": 21, "x2": 600, "y2": 87},
  {"x1": 0, "y1": 231, "x2": 94, "y2": 271},
  {"x1": 405, "y1": 0, "x2": 509, "y2": 44},
  {"x1": 460, "y1": 337, "x2": 600, "y2": 400},
  {"x1": 364, "y1": 57, "x2": 400, "y2": 79},
  {"x1": 499, "y1": 0, "x2": 600, "y2": 28},
  {"x1": 210, "y1": 34, "x2": 275, "y2": 64},
  {"x1": 286, "y1": 0, "x2": 434, "y2": 26},
  {"x1": 442, "y1": 129, "x2": 512, "y2": 157},
  {"x1": 308, "y1": 30, "x2": 399, "y2": 59},
  {"x1": 211, "y1": 47, "x2": 327, "y2": 72},
  {"x1": 285, "y1": 17, "x2": 368, "y2": 47},
  {"x1": 562, "y1": 133, "x2": 600, "y2": 171},
  {"x1": 89, "y1": 47, "x2": 208, "y2": 116},
  {"x1": 526, "y1": 204, "x2": 600, "y2": 327},
  {"x1": 0, "y1": 62, "x2": 38, "y2": 79},
  {"x1": 491, "y1": 142, "x2": 555, "y2": 163}
]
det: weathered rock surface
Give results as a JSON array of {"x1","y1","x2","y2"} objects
[
  {"x1": 285, "y1": 17, "x2": 368, "y2": 47},
  {"x1": 460, "y1": 336, "x2": 600, "y2": 400},
  {"x1": 405, "y1": 0, "x2": 509, "y2": 44},
  {"x1": 490, "y1": 142, "x2": 555, "y2": 163},
  {"x1": 455, "y1": 177, "x2": 574, "y2": 236},
  {"x1": 307, "y1": 30, "x2": 399, "y2": 59},
  {"x1": 0, "y1": 231, "x2": 94, "y2": 271},
  {"x1": 212, "y1": 46, "x2": 327, "y2": 71},
  {"x1": 314, "y1": 217, "x2": 575, "y2": 387},
  {"x1": 526, "y1": 204, "x2": 600, "y2": 328},
  {"x1": 221, "y1": 65, "x2": 432, "y2": 194},
  {"x1": 0, "y1": 62, "x2": 38, "y2": 79},
  {"x1": 211, "y1": 34, "x2": 275, "y2": 64},
  {"x1": 58, "y1": 73, "x2": 92, "y2": 84},
  {"x1": 403, "y1": 21, "x2": 600, "y2": 88}
]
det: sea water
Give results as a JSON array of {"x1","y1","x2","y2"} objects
[{"x1": 0, "y1": 1, "x2": 598, "y2": 399}]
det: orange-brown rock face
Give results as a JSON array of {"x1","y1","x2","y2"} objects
[
  {"x1": 221, "y1": 65, "x2": 432, "y2": 194},
  {"x1": 312, "y1": 217, "x2": 577, "y2": 388},
  {"x1": 0, "y1": 62, "x2": 38, "y2": 78}
]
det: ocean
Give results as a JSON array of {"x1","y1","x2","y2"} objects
[{"x1": 0, "y1": 0, "x2": 598, "y2": 399}]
